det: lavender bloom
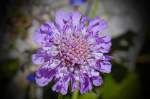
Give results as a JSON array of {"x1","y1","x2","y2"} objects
[
  {"x1": 69, "y1": 0, "x2": 86, "y2": 5},
  {"x1": 32, "y1": 10, "x2": 112, "y2": 95}
]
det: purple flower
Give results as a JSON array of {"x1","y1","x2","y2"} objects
[
  {"x1": 32, "y1": 10, "x2": 112, "y2": 95},
  {"x1": 69, "y1": 0, "x2": 86, "y2": 5},
  {"x1": 27, "y1": 72, "x2": 36, "y2": 82}
]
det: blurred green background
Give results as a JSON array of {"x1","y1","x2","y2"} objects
[{"x1": 0, "y1": 0, "x2": 149, "y2": 99}]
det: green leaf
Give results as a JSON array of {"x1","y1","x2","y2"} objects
[
  {"x1": 100, "y1": 73, "x2": 141, "y2": 99},
  {"x1": 79, "y1": 92, "x2": 98, "y2": 99}
]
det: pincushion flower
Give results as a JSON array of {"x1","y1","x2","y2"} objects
[{"x1": 32, "y1": 10, "x2": 112, "y2": 95}]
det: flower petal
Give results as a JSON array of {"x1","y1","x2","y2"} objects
[
  {"x1": 81, "y1": 16, "x2": 89, "y2": 36},
  {"x1": 55, "y1": 10, "x2": 71, "y2": 30},
  {"x1": 32, "y1": 54, "x2": 45, "y2": 65},
  {"x1": 35, "y1": 64, "x2": 56, "y2": 86},
  {"x1": 91, "y1": 42, "x2": 111, "y2": 53},
  {"x1": 102, "y1": 55, "x2": 112, "y2": 61},
  {"x1": 87, "y1": 58, "x2": 96, "y2": 67},
  {"x1": 101, "y1": 36, "x2": 111, "y2": 43},
  {"x1": 52, "y1": 75, "x2": 70, "y2": 95},
  {"x1": 92, "y1": 76, "x2": 103, "y2": 86},
  {"x1": 43, "y1": 45, "x2": 59, "y2": 57},
  {"x1": 71, "y1": 74, "x2": 79, "y2": 92},
  {"x1": 32, "y1": 49, "x2": 51, "y2": 65},
  {"x1": 50, "y1": 59, "x2": 61, "y2": 69},
  {"x1": 52, "y1": 79, "x2": 62, "y2": 92},
  {"x1": 72, "y1": 80, "x2": 78, "y2": 92},
  {"x1": 33, "y1": 22, "x2": 60, "y2": 46},
  {"x1": 99, "y1": 42, "x2": 111, "y2": 53},
  {"x1": 92, "y1": 52, "x2": 103, "y2": 59},
  {"x1": 96, "y1": 36, "x2": 111, "y2": 43},
  {"x1": 100, "y1": 61, "x2": 112, "y2": 73},
  {"x1": 60, "y1": 76, "x2": 70, "y2": 95},
  {"x1": 33, "y1": 29, "x2": 46, "y2": 46},
  {"x1": 72, "y1": 11, "x2": 82, "y2": 27},
  {"x1": 88, "y1": 16, "x2": 108, "y2": 34},
  {"x1": 80, "y1": 74, "x2": 92, "y2": 93}
]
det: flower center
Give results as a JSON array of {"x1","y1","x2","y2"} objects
[{"x1": 59, "y1": 35, "x2": 89, "y2": 64}]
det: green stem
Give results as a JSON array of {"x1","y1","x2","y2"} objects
[
  {"x1": 90, "y1": 0, "x2": 100, "y2": 18},
  {"x1": 73, "y1": 5, "x2": 79, "y2": 11},
  {"x1": 72, "y1": 90, "x2": 79, "y2": 99},
  {"x1": 58, "y1": 94, "x2": 63, "y2": 99}
]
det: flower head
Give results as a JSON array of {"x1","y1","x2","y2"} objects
[{"x1": 32, "y1": 10, "x2": 112, "y2": 95}]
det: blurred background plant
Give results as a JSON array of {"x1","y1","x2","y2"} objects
[{"x1": 0, "y1": 0, "x2": 149, "y2": 99}]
